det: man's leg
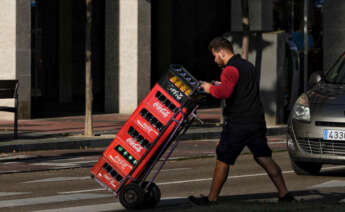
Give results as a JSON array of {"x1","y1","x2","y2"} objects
[
  {"x1": 208, "y1": 159, "x2": 230, "y2": 201},
  {"x1": 254, "y1": 157, "x2": 288, "y2": 198},
  {"x1": 189, "y1": 121, "x2": 240, "y2": 205}
]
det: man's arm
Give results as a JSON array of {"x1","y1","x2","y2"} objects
[{"x1": 201, "y1": 66, "x2": 239, "y2": 99}]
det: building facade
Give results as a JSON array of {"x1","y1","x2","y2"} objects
[{"x1": 0, "y1": 0, "x2": 342, "y2": 124}]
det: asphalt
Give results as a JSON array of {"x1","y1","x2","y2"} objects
[{"x1": 0, "y1": 108, "x2": 287, "y2": 153}]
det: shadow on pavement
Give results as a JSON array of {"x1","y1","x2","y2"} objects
[{"x1": 112, "y1": 190, "x2": 345, "y2": 212}]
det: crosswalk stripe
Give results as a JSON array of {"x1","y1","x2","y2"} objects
[
  {"x1": 58, "y1": 188, "x2": 105, "y2": 194},
  {"x1": 0, "y1": 193, "x2": 111, "y2": 208},
  {"x1": 32, "y1": 162, "x2": 79, "y2": 167},
  {"x1": 33, "y1": 202, "x2": 123, "y2": 212},
  {"x1": 308, "y1": 180, "x2": 345, "y2": 189},
  {"x1": 0, "y1": 192, "x2": 31, "y2": 197},
  {"x1": 23, "y1": 176, "x2": 90, "y2": 184},
  {"x1": 32, "y1": 197, "x2": 185, "y2": 212}
]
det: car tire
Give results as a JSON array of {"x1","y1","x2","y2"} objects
[{"x1": 291, "y1": 159, "x2": 322, "y2": 175}]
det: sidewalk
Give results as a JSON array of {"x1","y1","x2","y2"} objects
[{"x1": 0, "y1": 108, "x2": 287, "y2": 153}]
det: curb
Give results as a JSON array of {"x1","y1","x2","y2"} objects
[
  {"x1": 0, "y1": 126, "x2": 287, "y2": 153},
  {"x1": 0, "y1": 138, "x2": 112, "y2": 153}
]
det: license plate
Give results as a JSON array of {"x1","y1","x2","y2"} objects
[{"x1": 323, "y1": 129, "x2": 345, "y2": 141}]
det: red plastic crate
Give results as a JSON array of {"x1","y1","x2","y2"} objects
[
  {"x1": 115, "y1": 85, "x2": 185, "y2": 140},
  {"x1": 91, "y1": 64, "x2": 204, "y2": 209},
  {"x1": 115, "y1": 123, "x2": 150, "y2": 158},
  {"x1": 90, "y1": 156, "x2": 124, "y2": 191},
  {"x1": 91, "y1": 83, "x2": 191, "y2": 194},
  {"x1": 143, "y1": 85, "x2": 182, "y2": 124},
  {"x1": 102, "y1": 137, "x2": 136, "y2": 175}
]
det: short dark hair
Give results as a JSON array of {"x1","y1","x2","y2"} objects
[{"x1": 208, "y1": 37, "x2": 234, "y2": 53}]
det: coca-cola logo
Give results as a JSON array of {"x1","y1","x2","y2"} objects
[
  {"x1": 110, "y1": 155, "x2": 132, "y2": 171},
  {"x1": 126, "y1": 138, "x2": 144, "y2": 153},
  {"x1": 136, "y1": 120, "x2": 159, "y2": 136},
  {"x1": 103, "y1": 173, "x2": 117, "y2": 188},
  {"x1": 168, "y1": 86, "x2": 183, "y2": 100},
  {"x1": 153, "y1": 102, "x2": 170, "y2": 118}
]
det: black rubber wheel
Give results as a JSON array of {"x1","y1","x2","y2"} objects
[
  {"x1": 291, "y1": 160, "x2": 322, "y2": 175},
  {"x1": 119, "y1": 183, "x2": 145, "y2": 209},
  {"x1": 142, "y1": 182, "x2": 161, "y2": 208}
]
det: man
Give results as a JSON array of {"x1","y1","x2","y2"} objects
[{"x1": 188, "y1": 37, "x2": 295, "y2": 205}]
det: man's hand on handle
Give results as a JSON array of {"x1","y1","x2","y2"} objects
[
  {"x1": 201, "y1": 81, "x2": 213, "y2": 94},
  {"x1": 201, "y1": 80, "x2": 221, "y2": 94}
]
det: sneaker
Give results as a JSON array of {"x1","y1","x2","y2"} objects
[
  {"x1": 188, "y1": 195, "x2": 217, "y2": 206},
  {"x1": 279, "y1": 193, "x2": 297, "y2": 202}
]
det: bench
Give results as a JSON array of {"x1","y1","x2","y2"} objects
[{"x1": 0, "y1": 80, "x2": 19, "y2": 138}]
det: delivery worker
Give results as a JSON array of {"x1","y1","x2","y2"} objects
[{"x1": 188, "y1": 37, "x2": 295, "y2": 205}]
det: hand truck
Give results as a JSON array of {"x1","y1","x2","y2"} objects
[{"x1": 91, "y1": 64, "x2": 204, "y2": 209}]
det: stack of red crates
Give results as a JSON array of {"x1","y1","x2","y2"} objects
[{"x1": 91, "y1": 64, "x2": 201, "y2": 195}]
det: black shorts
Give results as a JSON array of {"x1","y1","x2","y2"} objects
[{"x1": 216, "y1": 120, "x2": 272, "y2": 165}]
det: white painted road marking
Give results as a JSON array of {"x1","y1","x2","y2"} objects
[
  {"x1": 32, "y1": 162, "x2": 80, "y2": 167},
  {"x1": 23, "y1": 168, "x2": 191, "y2": 185},
  {"x1": 155, "y1": 168, "x2": 191, "y2": 172},
  {"x1": 308, "y1": 180, "x2": 345, "y2": 189},
  {"x1": 32, "y1": 197, "x2": 184, "y2": 212},
  {"x1": 157, "y1": 171, "x2": 294, "y2": 186},
  {"x1": 33, "y1": 202, "x2": 123, "y2": 212},
  {"x1": 23, "y1": 176, "x2": 90, "y2": 184},
  {"x1": 59, "y1": 188, "x2": 105, "y2": 195},
  {"x1": 157, "y1": 165, "x2": 345, "y2": 186},
  {"x1": 0, "y1": 155, "x2": 34, "y2": 161},
  {"x1": 5, "y1": 165, "x2": 345, "y2": 210},
  {"x1": 53, "y1": 165, "x2": 345, "y2": 195},
  {"x1": 269, "y1": 141, "x2": 286, "y2": 144},
  {"x1": 0, "y1": 192, "x2": 31, "y2": 197},
  {"x1": 0, "y1": 193, "x2": 112, "y2": 208},
  {"x1": 322, "y1": 165, "x2": 345, "y2": 171}
]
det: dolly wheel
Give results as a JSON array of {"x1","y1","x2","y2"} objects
[
  {"x1": 119, "y1": 183, "x2": 145, "y2": 209},
  {"x1": 143, "y1": 182, "x2": 161, "y2": 208}
]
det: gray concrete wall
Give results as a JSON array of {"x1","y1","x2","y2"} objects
[
  {"x1": 259, "y1": 32, "x2": 286, "y2": 124},
  {"x1": 323, "y1": 0, "x2": 345, "y2": 71},
  {"x1": 137, "y1": 0, "x2": 151, "y2": 104},
  {"x1": 225, "y1": 31, "x2": 286, "y2": 125},
  {"x1": 118, "y1": 0, "x2": 138, "y2": 114},
  {"x1": 105, "y1": 0, "x2": 151, "y2": 114},
  {"x1": 231, "y1": 0, "x2": 273, "y2": 32},
  {"x1": 16, "y1": 0, "x2": 31, "y2": 118}
]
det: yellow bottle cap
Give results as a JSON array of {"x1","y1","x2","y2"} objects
[
  {"x1": 169, "y1": 76, "x2": 178, "y2": 83},
  {"x1": 185, "y1": 89, "x2": 192, "y2": 96},
  {"x1": 180, "y1": 85, "x2": 189, "y2": 92},
  {"x1": 175, "y1": 80, "x2": 183, "y2": 88}
]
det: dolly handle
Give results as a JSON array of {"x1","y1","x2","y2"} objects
[{"x1": 189, "y1": 111, "x2": 204, "y2": 125}]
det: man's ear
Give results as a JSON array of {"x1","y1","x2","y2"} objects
[{"x1": 219, "y1": 50, "x2": 226, "y2": 59}]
